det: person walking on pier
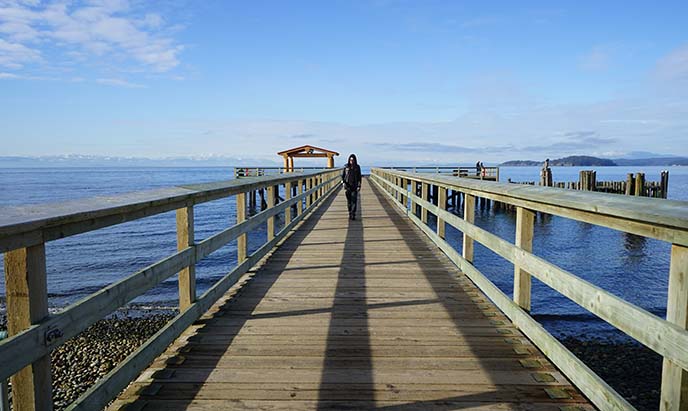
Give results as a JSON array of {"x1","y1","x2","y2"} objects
[{"x1": 342, "y1": 154, "x2": 362, "y2": 220}]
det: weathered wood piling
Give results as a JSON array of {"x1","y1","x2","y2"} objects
[{"x1": 510, "y1": 170, "x2": 669, "y2": 199}]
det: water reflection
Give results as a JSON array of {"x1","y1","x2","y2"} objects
[{"x1": 623, "y1": 233, "x2": 647, "y2": 253}]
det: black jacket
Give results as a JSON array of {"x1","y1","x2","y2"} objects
[{"x1": 342, "y1": 164, "x2": 361, "y2": 191}]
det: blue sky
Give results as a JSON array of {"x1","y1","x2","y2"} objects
[{"x1": 1, "y1": 0, "x2": 687, "y2": 164}]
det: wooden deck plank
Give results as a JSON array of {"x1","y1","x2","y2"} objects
[{"x1": 111, "y1": 178, "x2": 593, "y2": 410}]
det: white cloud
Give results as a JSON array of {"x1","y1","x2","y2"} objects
[
  {"x1": 0, "y1": 37, "x2": 40, "y2": 68},
  {"x1": 96, "y1": 77, "x2": 144, "y2": 88},
  {"x1": 579, "y1": 46, "x2": 611, "y2": 71},
  {"x1": 656, "y1": 43, "x2": 688, "y2": 81},
  {"x1": 0, "y1": 0, "x2": 183, "y2": 73}
]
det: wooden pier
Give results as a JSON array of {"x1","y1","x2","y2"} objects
[
  {"x1": 0, "y1": 168, "x2": 687, "y2": 411},
  {"x1": 109, "y1": 179, "x2": 591, "y2": 410}
]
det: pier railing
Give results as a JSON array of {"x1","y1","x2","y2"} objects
[
  {"x1": 234, "y1": 166, "x2": 328, "y2": 178},
  {"x1": 371, "y1": 168, "x2": 688, "y2": 411},
  {"x1": 0, "y1": 168, "x2": 341, "y2": 411},
  {"x1": 381, "y1": 165, "x2": 499, "y2": 181}
]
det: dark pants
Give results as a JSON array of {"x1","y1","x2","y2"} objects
[{"x1": 345, "y1": 189, "x2": 358, "y2": 215}]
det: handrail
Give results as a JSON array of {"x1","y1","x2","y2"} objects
[
  {"x1": 381, "y1": 169, "x2": 687, "y2": 245},
  {"x1": 0, "y1": 169, "x2": 342, "y2": 411},
  {"x1": 234, "y1": 166, "x2": 328, "y2": 178},
  {"x1": 0, "y1": 170, "x2": 332, "y2": 253},
  {"x1": 370, "y1": 168, "x2": 688, "y2": 411},
  {"x1": 381, "y1": 165, "x2": 499, "y2": 180}
]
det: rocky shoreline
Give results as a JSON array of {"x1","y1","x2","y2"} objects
[
  {"x1": 0, "y1": 313, "x2": 663, "y2": 411},
  {"x1": 1, "y1": 310, "x2": 176, "y2": 410}
]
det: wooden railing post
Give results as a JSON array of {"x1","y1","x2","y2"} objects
[
  {"x1": 421, "y1": 182, "x2": 429, "y2": 223},
  {"x1": 4, "y1": 244, "x2": 52, "y2": 411},
  {"x1": 463, "y1": 194, "x2": 475, "y2": 263},
  {"x1": 319, "y1": 175, "x2": 323, "y2": 199},
  {"x1": 514, "y1": 207, "x2": 535, "y2": 312},
  {"x1": 236, "y1": 192, "x2": 247, "y2": 264},
  {"x1": 285, "y1": 182, "x2": 292, "y2": 224},
  {"x1": 437, "y1": 186, "x2": 447, "y2": 239},
  {"x1": 176, "y1": 206, "x2": 196, "y2": 311},
  {"x1": 409, "y1": 180, "x2": 416, "y2": 216},
  {"x1": 297, "y1": 179, "x2": 304, "y2": 216},
  {"x1": 661, "y1": 244, "x2": 688, "y2": 411},
  {"x1": 267, "y1": 185, "x2": 276, "y2": 240},
  {"x1": 314, "y1": 176, "x2": 318, "y2": 200},
  {"x1": 306, "y1": 178, "x2": 312, "y2": 208}
]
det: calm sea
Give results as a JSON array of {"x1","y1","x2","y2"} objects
[{"x1": 0, "y1": 166, "x2": 686, "y2": 340}]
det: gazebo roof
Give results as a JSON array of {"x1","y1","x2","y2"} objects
[{"x1": 277, "y1": 145, "x2": 339, "y2": 156}]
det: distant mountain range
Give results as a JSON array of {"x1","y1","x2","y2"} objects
[
  {"x1": 500, "y1": 155, "x2": 688, "y2": 167},
  {"x1": 3, "y1": 154, "x2": 687, "y2": 168},
  {"x1": 0, "y1": 155, "x2": 281, "y2": 168}
]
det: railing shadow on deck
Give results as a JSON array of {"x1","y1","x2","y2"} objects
[
  {"x1": 316, "y1": 186, "x2": 375, "y2": 409},
  {"x1": 365, "y1": 180, "x2": 532, "y2": 410}
]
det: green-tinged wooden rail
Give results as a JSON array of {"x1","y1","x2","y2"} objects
[{"x1": 0, "y1": 167, "x2": 685, "y2": 410}]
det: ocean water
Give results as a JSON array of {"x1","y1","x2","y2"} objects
[{"x1": 0, "y1": 166, "x2": 686, "y2": 340}]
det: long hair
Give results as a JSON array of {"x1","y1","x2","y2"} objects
[{"x1": 347, "y1": 154, "x2": 358, "y2": 167}]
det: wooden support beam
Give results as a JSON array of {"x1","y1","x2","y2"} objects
[
  {"x1": 625, "y1": 173, "x2": 635, "y2": 195},
  {"x1": 267, "y1": 186, "x2": 275, "y2": 241},
  {"x1": 236, "y1": 192, "x2": 247, "y2": 263},
  {"x1": 636, "y1": 172, "x2": 646, "y2": 197},
  {"x1": 327, "y1": 155, "x2": 334, "y2": 168},
  {"x1": 4, "y1": 244, "x2": 52, "y2": 411},
  {"x1": 514, "y1": 207, "x2": 535, "y2": 312},
  {"x1": 288, "y1": 153, "x2": 329, "y2": 158},
  {"x1": 421, "y1": 182, "x2": 429, "y2": 223},
  {"x1": 463, "y1": 194, "x2": 475, "y2": 263},
  {"x1": 437, "y1": 187, "x2": 447, "y2": 239},
  {"x1": 661, "y1": 244, "x2": 688, "y2": 411},
  {"x1": 176, "y1": 206, "x2": 195, "y2": 311}
]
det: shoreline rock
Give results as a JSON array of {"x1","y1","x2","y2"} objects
[{"x1": 560, "y1": 336, "x2": 661, "y2": 411}]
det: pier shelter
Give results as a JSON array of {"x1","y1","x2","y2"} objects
[{"x1": 278, "y1": 145, "x2": 339, "y2": 171}]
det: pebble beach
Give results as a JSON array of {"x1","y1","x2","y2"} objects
[{"x1": 0, "y1": 310, "x2": 175, "y2": 410}]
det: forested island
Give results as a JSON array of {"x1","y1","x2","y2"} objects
[{"x1": 500, "y1": 155, "x2": 687, "y2": 167}]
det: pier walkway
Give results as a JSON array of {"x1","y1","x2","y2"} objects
[{"x1": 110, "y1": 179, "x2": 591, "y2": 410}]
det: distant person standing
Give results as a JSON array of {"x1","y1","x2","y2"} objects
[
  {"x1": 476, "y1": 161, "x2": 481, "y2": 176},
  {"x1": 342, "y1": 154, "x2": 362, "y2": 220}
]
